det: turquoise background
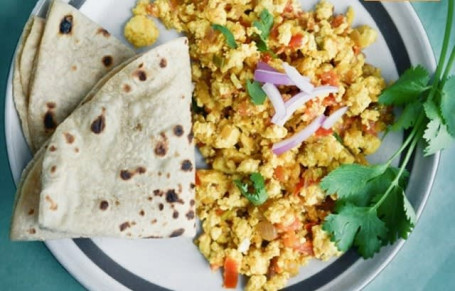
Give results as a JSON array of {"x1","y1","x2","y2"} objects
[{"x1": 0, "y1": 1, "x2": 454, "y2": 290}]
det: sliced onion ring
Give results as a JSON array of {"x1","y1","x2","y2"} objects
[
  {"x1": 283, "y1": 63, "x2": 314, "y2": 93},
  {"x1": 273, "y1": 92, "x2": 314, "y2": 126},
  {"x1": 257, "y1": 61, "x2": 278, "y2": 72},
  {"x1": 272, "y1": 114, "x2": 326, "y2": 155},
  {"x1": 254, "y1": 70, "x2": 294, "y2": 86},
  {"x1": 322, "y1": 106, "x2": 348, "y2": 129},
  {"x1": 262, "y1": 83, "x2": 286, "y2": 121},
  {"x1": 311, "y1": 85, "x2": 339, "y2": 97}
]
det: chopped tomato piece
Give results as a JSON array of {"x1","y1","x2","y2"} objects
[
  {"x1": 195, "y1": 171, "x2": 201, "y2": 186},
  {"x1": 304, "y1": 222, "x2": 316, "y2": 233},
  {"x1": 276, "y1": 217, "x2": 302, "y2": 232},
  {"x1": 289, "y1": 34, "x2": 303, "y2": 49},
  {"x1": 261, "y1": 53, "x2": 272, "y2": 63},
  {"x1": 331, "y1": 15, "x2": 344, "y2": 28},
  {"x1": 322, "y1": 94, "x2": 336, "y2": 107},
  {"x1": 293, "y1": 178, "x2": 305, "y2": 196},
  {"x1": 284, "y1": 0, "x2": 294, "y2": 13},
  {"x1": 282, "y1": 230, "x2": 298, "y2": 248},
  {"x1": 223, "y1": 257, "x2": 239, "y2": 289},
  {"x1": 274, "y1": 166, "x2": 286, "y2": 182},
  {"x1": 320, "y1": 70, "x2": 339, "y2": 86},
  {"x1": 296, "y1": 241, "x2": 314, "y2": 256},
  {"x1": 353, "y1": 45, "x2": 361, "y2": 55},
  {"x1": 215, "y1": 208, "x2": 225, "y2": 216},
  {"x1": 315, "y1": 127, "x2": 333, "y2": 136}
]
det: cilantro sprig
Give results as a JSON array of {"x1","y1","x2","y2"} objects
[
  {"x1": 212, "y1": 24, "x2": 238, "y2": 49},
  {"x1": 321, "y1": 0, "x2": 455, "y2": 258},
  {"x1": 246, "y1": 80, "x2": 267, "y2": 105},
  {"x1": 253, "y1": 9, "x2": 275, "y2": 54},
  {"x1": 234, "y1": 173, "x2": 268, "y2": 206}
]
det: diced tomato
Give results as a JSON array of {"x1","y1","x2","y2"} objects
[
  {"x1": 276, "y1": 217, "x2": 302, "y2": 232},
  {"x1": 319, "y1": 70, "x2": 339, "y2": 86},
  {"x1": 261, "y1": 53, "x2": 272, "y2": 63},
  {"x1": 274, "y1": 166, "x2": 286, "y2": 182},
  {"x1": 331, "y1": 15, "x2": 344, "y2": 28},
  {"x1": 289, "y1": 34, "x2": 303, "y2": 49},
  {"x1": 304, "y1": 222, "x2": 316, "y2": 233},
  {"x1": 270, "y1": 25, "x2": 279, "y2": 40},
  {"x1": 362, "y1": 121, "x2": 378, "y2": 135},
  {"x1": 296, "y1": 241, "x2": 314, "y2": 256},
  {"x1": 284, "y1": 0, "x2": 294, "y2": 13},
  {"x1": 293, "y1": 178, "x2": 305, "y2": 196},
  {"x1": 282, "y1": 231, "x2": 298, "y2": 248},
  {"x1": 315, "y1": 127, "x2": 333, "y2": 136},
  {"x1": 353, "y1": 45, "x2": 361, "y2": 55},
  {"x1": 237, "y1": 100, "x2": 250, "y2": 117},
  {"x1": 215, "y1": 208, "x2": 225, "y2": 216},
  {"x1": 223, "y1": 257, "x2": 239, "y2": 289},
  {"x1": 195, "y1": 171, "x2": 201, "y2": 186},
  {"x1": 322, "y1": 94, "x2": 336, "y2": 107},
  {"x1": 269, "y1": 257, "x2": 282, "y2": 276}
]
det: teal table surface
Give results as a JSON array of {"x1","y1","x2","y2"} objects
[{"x1": 0, "y1": 1, "x2": 454, "y2": 291}]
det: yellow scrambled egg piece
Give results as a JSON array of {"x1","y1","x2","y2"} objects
[
  {"x1": 124, "y1": 1, "x2": 159, "y2": 48},
  {"x1": 127, "y1": 0, "x2": 392, "y2": 290}
]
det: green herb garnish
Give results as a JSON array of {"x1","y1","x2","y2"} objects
[
  {"x1": 321, "y1": 0, "x2": 455, "y2": 259},
  {"x1": 212, "y1": 24, "x2": 237, "y2": 49},
  {"x1": 246, "y1": 80, "x2": 267, "y2": 105},
  {"x1": 234, "y1": 173, "x2": 268, "y2": 206},
  {"x1": 253, "y1": 9, "x2": 274, "y2": 54}
]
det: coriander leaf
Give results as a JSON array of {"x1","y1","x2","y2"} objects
[
  {"x1": 440, "y1": 76, "x2": 455, "y2": 136},
  {"x1": 255, "y1": 37, "x2": 269, "y2": 52},
  {"x1": 379, "y1": 66, "x2": 430, "y2": 106},
  {"x1": 423, "y1": 99, "x2": 440, "y2": 120},
  {"x1": 320, "y1": 164, "x2": 388, "y2": 199},
  {"x1": 423, "y1": 118, "x2": 454, "y2": 155},
  {"x1": 333, "y1": 132, "x2": 343, "y2": 144},
  {"x1": 234, "y1": 172, "x2": 268, "y2": 206},
  {"x1": 323, "y1": 203, "x2": 387, "y2": 258},
  {"x1": 391, "y1": 101, "x2": 422, "y2": 131},
  {"x1": 246, "y1": 80, "x2": 267, "y2": 105},
  {"x1": 253, "y1": 9, "x2": 274, "y2": 40},
  {"x1": 212, "y1": 24, "x2": 238, "y2": 49},
  {"x1": 376, "y1": 185, "x2": 415, "y2": 244}
]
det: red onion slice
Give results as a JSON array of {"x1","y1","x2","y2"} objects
[
  {"x1": 283, "y1": 63, "x2": 314, "y2": 93},
  {"x1": 257, "y1": 61, "x2": 278, "y2": 72},
  {"x1": 272, "y1": 114, "x2": 326, "y2": 155},
  {"x1": 272, "y1": 92, "x2": 314, "y2": 126},
  {"x1": 311, "y1": 85, "x2": 339, "y2": 97},
  {"x1": 254, "y1": 70, "x2": 294, "y2": 85},
  {"x1": 322, "y1": 106, "x2": 348, "y2": 129},
  {"x1": 262, "y1": 83, "x2": 286, "y2": 121}
]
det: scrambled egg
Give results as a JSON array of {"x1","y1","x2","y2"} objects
[
  {"x1": 124, "y1": 0, "x2": 159, "y2": 47},
  {"x1": 127, "y1": 1, "x2": 391, "y2": 290}
]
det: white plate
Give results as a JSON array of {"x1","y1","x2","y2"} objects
[{"x1": 4, "y1": 0, "x2": 439, "y2": 290}]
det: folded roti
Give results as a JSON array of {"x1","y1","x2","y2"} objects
[
  {"x1": 27, "y1": 0, "x2": 135, "y2": 151},
  {"x1": 10, "y1": 38, "x2": 195, "y2": 240},
  {"x1": 13, "y1": 16, "x2": 45, "y2": 148}
]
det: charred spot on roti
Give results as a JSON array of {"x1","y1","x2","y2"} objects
[
  {"x1": 190, "y1": 199, "x2": 195, "y2": 206},
  {"x1": 184, "y1": 38, "x2": 188, "y2": 45},
  {"x1": 75, "y1": 147, "x2": 79, "y2": 153},
  {"x1": 49, "y1": 145, "x2": 57, "y2": 152},
  {"x1": 59, "y1": 15, "x2": 73, "y2": 35},
  {"x1": 177, "y1": 184, "x2": 183, "y2": 194},
  {"x1": 119, "y1": 222, "x2": 130, "y2": 232},
  {"x1": 181, "y1": 160, "x2": 193, "y2": 171},
  {"x1": 153, "y1": 189, "x2": 163, "y2": 197},
  {"x1": 71, "y1": 65, "x2": 77, "y2": 71},
  {"x1": 151, "y1": 219, "x2": 157, "y2": 224},
  {"x1": 160, "y1": 58, "x2": 167, "y2": 68},
  {"x1": 50, "y1": 166, "x2": 57, "y2": 173},
  {"x1": 173, "y1": 211, "x2": 179, "y2": 219},
  {"x1": 158, "y1": 171, "x2": 162, "y2": 176},
  {"x1": 64, "y1": 132, "x2": 75, "y2": 144},
  {"x1": 91, "y1": 115, "x2": 106, "y2": 134},
  {"x1": 131, "y1": 221, "x2": 137, "y2": 226},
  {"x1": 47, "y1": 102, "x2": 56, "y2": 109},
  {"x1": 102, "y1": 55, "x2": 113, "y2": 68},
  {"x1": 190, "y1": 183, "x2": 196, "y2": 189},
  {"x1": 134, "y1": 70, "x2": 147, "y2": 81},
  {"x1": 173, "y1": 125, "x2": 184, "y2": 137},
  {"x1": 97, "y1": 28, "x2": 110, "y2": 37},
  {"x1": 138, "y1": 63, "x2": 144, "y2": 68},
  {"x1": 137, "y1": 167, "x2": 146, "y2": 174},
  {"x1": 28, "y1": 228, "x2": 36, "y2": 234},
  {"x1": 170, "y1": 228, "x2": 185, "y2": 237},
  {"x1": 154, "y1": 142, "x2": 168, "y2": 157},
  {"x1": 100, "y1": 200, "x2": 109, "y2": 210},
  {"x1": 139, "y1": 210, "x2": 145, "y2": 216},
  {"x1": 44, "y1": 111, "x2": 57, "y2": 130},
  {"x1": 166, "y1": 173, "x2": 170, "y2": 179},
  {"x1": 134, "y1": 123, "x2": 142, "y2": 131},
  {"x1": 123, "y1": 84, "x2": 131, "y2": 93},
  {"x1": 159, "y1": 203, "x2": 164, "y2": 211},
  {"x1": 186, "y1": 210, "x2": 195, "y2": 220},
  {"x1": 148, "y1": 196, "x2": 153, "y2": 201},
  {"x1": 120, "y1": 170, "x2": 132, "y2": 180},
  {"x1": 187, "y1": 132, "x2": 194, "y2": 144},
  {"x1": 28, "y1": 209, "x2": 35, "y2": 215},
  {"x1": 45, "y1": 195, "x2": 58, "y2": 211},
  {"x1": 165, "y1": 189, "x2": 179, "y2": 203}
]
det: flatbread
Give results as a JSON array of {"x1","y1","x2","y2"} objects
[
  {"x1": 10, "y1": 38, "x2": 195, "y2": 240},
  {"x1": 13, "y1": 16, "x2": 45, "y2": 148},
  {"x1": 27, "y1": 0, "x2": 135, "y2": 152}
]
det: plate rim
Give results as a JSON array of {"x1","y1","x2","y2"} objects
[{"x1": 3, "y1": 1, "x2": 439, "y2": 291}]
